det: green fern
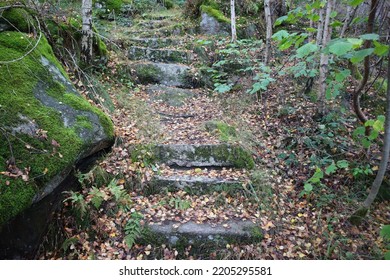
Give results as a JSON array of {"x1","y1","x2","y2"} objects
[{"x1": 124, "y1": 211, "x2": 143, "y2": 248}]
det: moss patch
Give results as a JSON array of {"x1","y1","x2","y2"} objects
[
  {"x1": 0, "y1": 31, "x2": 113, "y2": 228},
  {"x1": 205, "y1": 121, "x2": 237, "y2": 142},
  {"x1": 1, "y1": 7, "x2": 36, "y2": 32},
  {"x1": 200, "y1": 5, "x2": 230, "y2": 23}
]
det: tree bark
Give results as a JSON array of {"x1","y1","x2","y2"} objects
[
  {"x1": 352, "y1": 0, "x2": 379, "y2": 125},
  {"x1": 316, "y1": 4, "x2": 325, "y2": 46},
  {"x1": 230, "y1": 0, "x2": 237, "y2": 43},
  {"x1": 81, "y1": 0, "x2": 93, "y2": 64},
  {"x1": 340, "y1": 5, "x2": 358, "y2": 38},
  {"x1": 264, "y1": 0, "x2": 272, "y2": 65},
  {"x1": 317, "y1": 0, "x2": 334, "y2": 116},
  {"x1": 350, "y1": 37, "x2": 390, "y2": 225}
]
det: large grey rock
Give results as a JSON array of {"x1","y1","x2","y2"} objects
[
  {"x1": 0, "y1": 31, "x2": 115, "y2": 229},
  {"x1": 200, "y1": 12, "x2": 229, "y2": 35},
  {"x1": 132, "y1": 62, "x2": 200, "y2": 88},
  {"x1": 128, "y1": 46, "x2": 194, "y2": 64}
]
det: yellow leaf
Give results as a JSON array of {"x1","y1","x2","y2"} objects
[
  {"x1": 297, "y1": 213, "x2": 303, "y2": 217},
  {"x1": 372, "y1": 166, "x2": 379, "y2": 171},
  {"x1": 43, "y1": 168, "x2": 48, "y2": 175}
]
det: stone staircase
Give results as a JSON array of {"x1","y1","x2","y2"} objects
[{"x1": 113, "y1": 9, "x2": 262, "y2": 252}]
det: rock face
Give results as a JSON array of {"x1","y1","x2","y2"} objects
[
  {"x1": 0, "y1": 30, "x2": 115, "y2": 229},
  {"x1": 200, "y1": 12, "x2": 229, "y2": 35}
]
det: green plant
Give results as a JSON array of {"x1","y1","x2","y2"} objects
[
  {"x1": 124, "y1": 211, "x2": 143, "y2": 248},
  {"x1": 107, "y1": 179, "x2": 132, "y2": 211},
  {"x1": 63, "y1": 191, "x2": 88, "y2": 220},
  {"x1": 380, "y1": 225, "x2": 390, "y2": 260},
  {"x1": 169, "y1": 197, "x2": 191, "y2": 210}
]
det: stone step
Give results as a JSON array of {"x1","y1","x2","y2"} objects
[
  {"x1": 144, "y1": 220, "x2": 261, "y2": 248},
  {"x1": 131, "y1": 62, "x2": 200, "y2": 88},
  {"x1": 135, "y1": 144, "x2": 254, "y2": 169},
  {"x1": 146, "y1": 84, "x2": 195, "y2": 107},
  {"x1": 128, "y1": 37, "x2": 187, "y2": 49},
  {"x1": 149, "y1": 174, "x2": 243, "y2": 194},
  {"x1": 128, "y1": 46, "x2": 194, "y2": 64}
]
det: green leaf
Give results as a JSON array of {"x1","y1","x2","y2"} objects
[
  {"x1": 347, "y1": 38, "x2": 364, "y2": 48},
  {"x1": 378, "y1": 115, "x2": 386, "y2": 123},
  {"x1": 368, "y1": 130, "x2": 379, "y2": 141},
  {"x1": 350, "y1": 48, "x2": 374, "y2": 64},
  {"x1": 329, "y1": 41, "x2": 353, "y2": 56},
  {"x1": 309, "y1": 168, "x2": 324, "y2": 183},
  {"x1": 275, "y1": 15, "x2": 288, "y2": 26},
  {"x1": 335, "y1": 69, "x2": 351, "y2": 82},
  {"x1": 296, "y1": 43, "x2": 318, "y2": 58},
  {"x1": 305, "y1": 27, "x2": 317, "y2": 33},
  {"x1": 360, "y1": 33, "x2": 380, "y2": 40},
  {"x1": 336, "y1": 160, "x2": 349, "y2": 169},
  {"x1": 373, "y1": 41, "x2": 389, "y2": 56},
  {"x1": 353, "y1": 126, "x2": 365, "y2": 138},
  {"x1": 272, "y1": 30, "x2": 289, "y2": 41},
  {"x1": 330, "y1": 11, "x2": 338, "y2": 18},
  {"x1": 304, "y1": 183, "x2": 313, "y2": 193},
  {"x1": 380, "y1": 225, "x2": 390, "y2": 240},
  {"x1": 373, "y1": 119, "x2": 384, "y2": 132},
  {"x1": 348, "y1": 0, "x2": 364, "y2": 6},
  {"x1": 362, "y1": 138, "x2": 371, "y2": 148},
  {"x1": 385, "y1": 251, "x2": 390, "y2": 260},
  {"x1": 330, "y1": 20, "x2": 343, "y2": 27},
  {"x1": 214, "y1": 83, "x2": 231, "y2": 93},
  {"x1": 325, "y1": 162, "x2": 337, "y2": 175}
]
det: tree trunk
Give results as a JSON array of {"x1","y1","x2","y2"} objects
[
  {"x1": 317, "y1": 0, "x2": 334, "y2": 116},
  {"x1": 281, "y1": 0, "x2": 287, "y2": 15},
  {"x1": 264, "y1": 0, "x2": 272, "y2": 65},
  {"x1": 81, "y1": 0, "x2": 93, "y2": 65},
  {"x1": 352, "y1": 0, "x2": 379, "y2": 125},
  {"x1": 350, "y1": 38, "x2": 390, "y2": 226},
  {"x1": 340, "y1": 5, "x2": 358, "y2": 38},
  {"x1": 316, "y1": 4, "x2": 325, "y2": 46},
  {"x1": 230, "y1": 0, "x2": 237, "y2": 43}
]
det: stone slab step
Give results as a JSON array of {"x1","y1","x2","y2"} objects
[
  {"x1": 145, "y1": 220, "x2": 260, "y2": 246},
  {"x1": 128, "y1": 37, "x2": 186, "y2": 49},
  {"x1": 131, "y1": 62, "x2": 200, "y2": 88},
  {"x1": 150, "y1": 174, "x2": 243, "y2": 194},
  {"x1": 128, "y1": 46, "x2": 194, "y2": 64},
  {"x1": 146, "y1": 84, "x2": 195, "y2": 107},
  {"x1": 153, "y1": 144, "x2": 255, "y2": 169}
]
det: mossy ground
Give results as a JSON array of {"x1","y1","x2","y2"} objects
[{"x1": 0, "y1": 31, "x2": 113, "y2": 228}]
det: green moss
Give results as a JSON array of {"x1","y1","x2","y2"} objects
[
  {"x1": 105, "y1": 0, "x2": 123, "y2": 12},
  {"x1": 135, "y1": 64, "x2": 162, "y2": 84},
  {"x1": 0, "y1": 31, "x2": 113, "y2": 228},
  {"x1": 200, "y1": 5, "x2": 230, "y2": 23},
  {"x1": 164, "y1": 0, "x2": 174, "y2": 9},
  {"x1": 63, "y1": 94, "x2": 114, "y2": 137},
  {"x1": 1, "y1": 7, "x2": 35, "y2": 32},
  {"x1": 205, "y1": 121, "x2": 237, "y2": 142},
  {"x1": 76, "y1": 115, "x2": 94, "y2": 130}
]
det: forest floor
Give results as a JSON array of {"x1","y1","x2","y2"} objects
[{"x1": 38, "y1": 7, "x2": 389, "y2": 260}]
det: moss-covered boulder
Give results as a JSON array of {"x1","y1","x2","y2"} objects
[{"x1": 0, "y1": 30, "x2": 115, "y2": 228}]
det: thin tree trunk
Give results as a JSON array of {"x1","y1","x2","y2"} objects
[
  {"x1": 81, "y1": 0, "x2": 93, "y2": 64},
  {"x1": 264, "y1": 0, "x2": 272, "y2": 65},
  {"x1": 281, "y1": 0, "x2": 287, "y2": 15},
  {"x1": 316, "y1": 4, "x2": 325, "y2": 46},
  {"x1": 340, "y1": 5, "x2": 358, "y2": 38},
  {"x1": 231, "y1": 0, "x2": 237, "y2": 43},
  {"x1": 352, "y1": 0, "x2": 379, "y2": 125},
  {"x1": 317, "y1": 0, "x2": 334, "y2": 116},
  {"x1": 350, "y1": 40, "x2": 390, "y2": 225}
]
